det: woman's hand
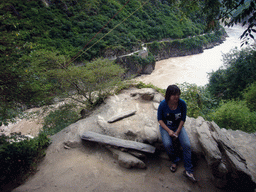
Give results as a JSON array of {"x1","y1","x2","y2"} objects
[
  {"x1": 168, "y1": 130, "x2": 177, "y2": 138},
  {"x1": 173, "y1": 132, "x2": 179, "y2": 138},
  {"x1": 159, "y1": 120, "x2": 178, "y2": 138}
]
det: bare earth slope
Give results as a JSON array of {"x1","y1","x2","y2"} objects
[{"x1": 12, "y1": 131, "x2": 224, "y2": 192}]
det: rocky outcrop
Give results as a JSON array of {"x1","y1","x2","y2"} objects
[
  {"x1": 115, "y1": 55, "x2": 155, "y2": 78},
  {"x1": 106, "y1": 146, "x2": 147, "y2": 169},
  {"x1": 150, "y1": 45, "x2": 204, "y2": 61},
  {"x1": 61, "y1": 87, "x2": 256, "y2": 191},
  {"x1": 185, "y1": 118, "x2": 256, "y2": 191}
]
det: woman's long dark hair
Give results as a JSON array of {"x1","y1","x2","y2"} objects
[{"x1": 165, "y1": 85, "x2": 181, "y2": 102}]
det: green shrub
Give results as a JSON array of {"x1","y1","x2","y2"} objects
[
  {"x1": 0, "y1": 132, "x2": 50, "y2": 190},
  {"x1": 135, "y1": 82, "x2": 165, "y2": 95},
  {"x1": 208, "y1": 47, "x2": 256, "y2": 100},
  {"x1": 209, "y1": 100, "x2": 256, "y2": 132},
  {"x1": 244, "y1": 82, "x2": 256, "y2": 112},
  {"x1": 178, "y1": 83, "x2": 218, "y2": 119},
  {"x1": 179, "y1": 83, "x2": 202, "y2": 118},
  {"x1": 129, "y1": 53, "x2": 155, "y2": 67},
  {"x1": 42, "y1": 104, "x2": 80, "y2": 135}
]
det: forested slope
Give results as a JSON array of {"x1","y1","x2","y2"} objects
[
  {"x1": 1, "y1": 0, "x2": 211, "y2": 61},
  {"x1": 0, "y1": 0, "x2": 222, "y2": 123}
]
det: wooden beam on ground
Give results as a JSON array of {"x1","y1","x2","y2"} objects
[
  {"x1": 107, "y1": 110, "x2": 136, "y2": 123},
  {"x1": 81, "y1": 131, "x2": 155, "y2": 154}
]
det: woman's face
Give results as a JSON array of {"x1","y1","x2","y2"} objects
[{"x1": 169, "y1": 94, "x2": 180, "y2": 104}]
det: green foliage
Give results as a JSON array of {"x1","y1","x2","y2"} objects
[
  {"x1": 0, "y1": 132, "x2": 51, "y2": 190},
  {"x1": 0, "y1": 49, "x2": 69, "y2": 125},
  {"x1": 220, "y1": 0, "x2": 256, "y2": 45},
  {"x1": 128, "y1": 52, "x2": 155, "y2": 67},
  {"x1": 244, "y1": 82, "x2": 256, "y2": 112},
  {"x1": 170, "y1": 0, "x2": 256, "y2": 44},
  {"x1": 179, "y1": 83, "x2": 202, "y2": 118},
  {"x1": 51, "y1": 58, "x2": 125, "y2": 107},
  {"x1": 0, "y1": 0, "x2": 213, "y2": 124},
  {"x1": 208, "y1": 47, "x2": 256, "y2": 100},
  {"x1": 147, "y1": 29, "x2": 225, "y2": 57},
  {"x1": 135, "y1": 81, "x2": 165, "y2": 95},
  {"x1": 0, "y1": 0, "x2": 208, "y2": 61},
  {"x1": 42, "y1": 104, "x2": 80, "y2": 135},
  {"x1": 209, "y1": 100, "x2": 256, "y2": 132},
  {"x1": 18, "y1": 49, "x2": 69, "y2": 105},
  {"x1": 175, "y1": 83, "x2": 218, "y2": 119}
]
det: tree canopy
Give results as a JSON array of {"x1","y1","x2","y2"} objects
[
  {"x1": 173, "y1": 0, "x2": 256, "y2": 45},
  {"x1": 208, "y1": 47, "x2": 256, "y2": 100}
]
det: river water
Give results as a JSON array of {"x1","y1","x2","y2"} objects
[{"x1": 135, "y1": 25, "x2": 251, "y2": 89}]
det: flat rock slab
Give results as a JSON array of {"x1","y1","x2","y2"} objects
[
  {"x1": 107, "y1": 110, "x2": 136, "y2": 123},
  {"x1": 81, "y1": 131, "x2": 155, "y2": 153}
]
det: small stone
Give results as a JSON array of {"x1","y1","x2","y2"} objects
[{"x1": 64, "y1": 145, "x2": 70, "y2": 149}]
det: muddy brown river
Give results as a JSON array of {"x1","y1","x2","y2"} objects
[{"x1": 136, "y1": 25, "x2": 252, "y2": 89}]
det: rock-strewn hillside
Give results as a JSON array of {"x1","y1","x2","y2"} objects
[{"x1": 12, "y1": 87, "x2": 256, "y2": 192}]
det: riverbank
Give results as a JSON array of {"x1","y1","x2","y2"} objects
[
  {"x1": 135, "y1": 25, "x2": 246, "y2": 87},
  {"x1": 146, "y1": 28, "x2": 227, "y2": 61},
  {"x1": 114, "y1": 28, "x2": 227, "y2": 80}
]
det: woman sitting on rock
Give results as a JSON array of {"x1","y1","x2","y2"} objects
[{"x1": 157, "y1": 84, "x2": 196, "y2": 182}]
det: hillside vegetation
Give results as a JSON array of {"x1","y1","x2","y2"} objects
[
  {"x1": 1, "y1": 0, "x2": 209, "y2": 61},
  {"x1": 1, "y1": 0, "x2": 216, "y2": 124}
]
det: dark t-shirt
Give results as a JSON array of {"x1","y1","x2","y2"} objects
[{"x1": 157, "y1": 99, "x2": 187, "y2": 129}]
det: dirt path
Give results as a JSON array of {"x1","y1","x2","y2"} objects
[{"x1": 11, "y1": 127, "x2": 228, "y2": 192}]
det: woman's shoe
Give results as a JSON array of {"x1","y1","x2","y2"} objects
[
  {"x1": 183, "y1": 170, "x2": 197, "y2": 182},
  {"x1": 170, "y1": 164, "x2": 177, "y2": 172}
]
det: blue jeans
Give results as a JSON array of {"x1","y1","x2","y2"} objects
[{"x1": 159, "y1": 125, "x2": 193, "y2": 173}]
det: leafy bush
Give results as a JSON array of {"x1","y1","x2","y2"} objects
[
  {"x1": 209, "y1": 100, "x2": 256, "y2": 132},
  {"x1": 208, "y1": 47, "x2": 256, "y2": 100},
  {"x1": 135, "y1": 81, "x2": 165, "y2": 95},
  {"x1": 244, "y1": 82, "x2": 256, "y2": 112},
  {"x1": 178, "y1": 83, "x2": 218, "y2": 119},
  {"x1": 50, "y1": 58, "x2": 125, "y2": 107},
  {"x1": 0, "y1": 132, "x2": 50, "y2": 190},
  {"x1": 179, "y1": 83, "x2": 202, "y2": 118},
  {"x1": 42, "y1": 104, "x2": 80, "y2": 135}
]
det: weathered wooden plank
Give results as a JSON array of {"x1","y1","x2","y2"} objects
[
  {"x1": 107, "y1": 110, "x2": 136, "y2": 123},
  {"x1": 81, "y1": 131, "x2": 155, "y2": 153}
]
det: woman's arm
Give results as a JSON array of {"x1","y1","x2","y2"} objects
[
  {"x1": 175, "y1": 120, "x2": 184, "y2": 137},
  {"x1": 174, "y1": 99, "x2": 186, "y2": 137}
]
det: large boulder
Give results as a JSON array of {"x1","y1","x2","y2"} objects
[
  {"x1": 185, "y1": 117, "x2": 256, "y2": 190},
  {"x1": 106, "y1": 147, "x2": 146, "y2": 169}
]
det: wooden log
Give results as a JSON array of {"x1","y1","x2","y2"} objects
[
  {"x1": 107, "y1": 110, "x2": 136, "y2": 123},
  {"x1": 81, "y1": 131, "x2": 155, "y2": 153}
]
